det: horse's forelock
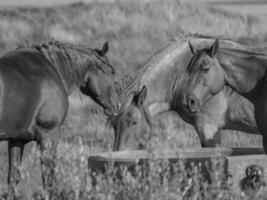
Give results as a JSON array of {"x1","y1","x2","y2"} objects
[
  {"x1": 92, "y1": 51, "x2": 116, "y2": 75},
  {"x1": 187, "y1": 50, "x2": 206, "y2": 73}
]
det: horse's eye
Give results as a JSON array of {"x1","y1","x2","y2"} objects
[
  {"x1": 202, "y1": 64, "x2": 210, "y2": 72},
  {"x1": 132, "y1": 121, "x2": 138, "y2": 125}
]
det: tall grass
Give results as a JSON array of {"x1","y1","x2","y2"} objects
[{"x1": 0, "y1": 0, "x2": 266, "y2": 198}]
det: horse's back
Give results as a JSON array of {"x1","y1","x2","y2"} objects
[{"x1": 0, "y1": 48, "x2": 69, "y2": 140}]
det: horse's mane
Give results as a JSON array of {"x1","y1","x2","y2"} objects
[
  {"x1": 171, "y1": 32, "x2": 232, "y2": 44},
  {"x1": 184, "y1": 32, "x2": 267, "y2": 57},
  {"x1": 17, "y1": 40, "x2": 115, "y2": 76},
  {"x1": 118, "y1": 67, "x2": 146, "y2": 104},
  {"x1": 219, "y1": 46, "x2": 267, "y2": 57},
  {"x1": 186, "y1": 33, "x2": 267, "y2": 73}
]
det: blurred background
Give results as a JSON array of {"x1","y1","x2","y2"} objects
[{"x1": 0, "y1": 0, "x2": 266, "y2": 197}]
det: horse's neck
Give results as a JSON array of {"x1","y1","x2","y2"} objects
[
  {"x1": 225, "y1": 88, "x2": 258, "y2": 133},
  {"x1": 219, "y1": 50, "x2": 267, "y2": 100},
  {"x1": 141, "y1": 43, "x2": 191, "y2": 117},
  {"x1": 41, "y1": 47, "x2": 90, "y2": 95},
  {"x1": 142, "y1": 72, "x2": 171, "y2": 116},
  {"x1": 123, "y1": 40, "x2": 198, "y2": 118}
]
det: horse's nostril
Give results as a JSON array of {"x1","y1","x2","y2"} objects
[
  {"x1": 188, "y1": 96, "x2": 196, "y2": 107},
  {"x1": 189, "y1": 99, "x2": 195, "y2": 106},
  {"x1": 187, "y1": 95, "x2": 198, "y2": 112}
]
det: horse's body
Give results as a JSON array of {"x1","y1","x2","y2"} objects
[
  {"x1": 0, "y1": 41, "x2": 119, "y2": 198},
  {"x1": 0, "y1": 48, "x2": 68, "y2": 142},
  {"x1": 183, "y1": 37, "x2": 267, "y2": 152},
  {"x1": 112, "y1": 35, "x2": 259, "y2": 150}
]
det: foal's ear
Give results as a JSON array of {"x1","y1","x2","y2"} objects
[
  {"x1": 188, "y1": 41, "x2": 196, "y2": 54},
  {"x1": 133, "y1": 86, "x2": 147, "y2": 107},
  {"x1": 207, "y1": 39, "x2": 219, "y2": 57},
  {"x1": 101, "y1": 41, "x2": 109, "y2": 56}
]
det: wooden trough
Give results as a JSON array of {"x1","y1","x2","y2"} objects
[{"x1": 88, "y1": 147, "x2": 267, "y2": 194}]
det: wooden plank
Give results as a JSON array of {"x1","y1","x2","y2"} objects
[
  {"x1": 231, "y1": 147, "x2": 264, "y2": 156},
  {"x1": 88, "y1": 147, "x2": 264, "y2": 172},
  {"x1": 88, "y1": 147, "x2": 263, "y2": 162},
  {"x1": 90, "y1": 147, "x2": 229, "y2": 161}
]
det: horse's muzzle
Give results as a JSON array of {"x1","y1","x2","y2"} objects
[
  {"x1": 104, "y1": 107, "x2": 119, "y2": 117},
  {"x1": 186, "y1": 94, "x2": 200, "y2": 113}
]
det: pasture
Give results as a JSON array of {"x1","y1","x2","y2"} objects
[{"x1": 0, "y1": 0, "x2": 267, "y2": 199}]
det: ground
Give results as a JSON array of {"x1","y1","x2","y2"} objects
[{"x1": 0, "y1": 0, "x2": 266, "y2": 199}]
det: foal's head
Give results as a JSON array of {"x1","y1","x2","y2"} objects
[{"x1": 111, "y1": 86, "x2": 151, "y2": 151}]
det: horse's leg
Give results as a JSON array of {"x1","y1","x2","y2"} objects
[
  {"x1": 262, "y1": 135, "x2": 267, "y2": 153},
  {"x1": 256, "y1": 121, "x2": 267, "y2": 153},
  {"x1": 38, "y1": 132, "x2": 54, "y2": 197},
  {"x1": 7, "y1": 141, "x2": 24, "y2": 200},
  {"x1": 253, "y1": 84, "x2": 267, "y2": 154},
  {"x1": 256, "y1": 115, "x2": 267, "y2": 153}
]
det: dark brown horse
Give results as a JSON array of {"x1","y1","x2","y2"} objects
[
  {"x1": 183, "y1": 38, "x2": 267, "y2": 152},
  {"x1": 111, "y1": 34, "x2": 259, "y2": 151},
  {"x1": 0, "y1": 40, "x2": 119, "y2": 198}
]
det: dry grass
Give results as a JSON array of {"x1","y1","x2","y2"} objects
[{"x1": 0, "y1": 0, "x2": 266, "y2": 198}]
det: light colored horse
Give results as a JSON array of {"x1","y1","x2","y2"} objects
[
  {"x1": 183, "y1": 37, "x2": 267, "y2": 152},
  {"x1": 111, "y1": 34, "x2": 259, "y2": 151}
]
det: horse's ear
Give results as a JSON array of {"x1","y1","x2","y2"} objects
[
  {"x1": 101, "y1": 41, "x2": 109, "y2": 55},
  {"x1": 188, "y1": 41, "x2": 196, "y2": 54},
  {"x1": 133, "y1": 86, "x2": 147, "y2": 107},
  {"x1": 208, "y1": 39, "x2": 219, "y2": 57}
]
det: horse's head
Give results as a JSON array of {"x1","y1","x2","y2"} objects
[
  {"x1": 183, "y1": 39, "x2": 225, "y2": 113},
  {"x1": 111, "y1": 86, "x2": 151, "y2": 151},
  {"x1": 80, "y1": 42, "x2": 121, "y2": 116}
]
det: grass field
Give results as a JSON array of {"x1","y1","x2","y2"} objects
[{"x1": 0, "y1": 0, "x2": 266, "y2": 199}]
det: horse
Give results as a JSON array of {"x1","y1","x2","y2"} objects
[
  {"x1": 110, "y1": 34, "x2": 259, "y2": 151},
  {"x1": 0, "y1": 40, "x2": 119, "y2": 198},
  {"x1": 183, "y1": 37, "x2": 267, "y2": 153},
  {"x1": 112, "y1": 85, "x2": 151, "y2": 150}
]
